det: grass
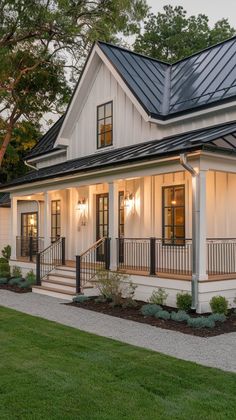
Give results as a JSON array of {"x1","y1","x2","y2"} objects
[{"x1": 0, "y1": 307, "x2": 236, "y2": 420}]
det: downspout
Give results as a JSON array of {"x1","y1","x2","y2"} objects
[{"x1": 180, "y1": 153, "x2": 198, "y2": 310}]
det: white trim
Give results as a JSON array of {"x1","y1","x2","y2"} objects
[{"x1": 26, "y1": 148, "x2": 67, "y2": 164}]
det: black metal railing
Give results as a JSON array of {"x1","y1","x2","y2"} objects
[
  {"x1": 76, "y1": 237, "x2": 110, "y2": 293},
  {"x1": 207, "y1": 238, "x2": 236, "y2": 275},
  {"x1": 16, "y1": 236, "x2": 44, "y2": 262},
  {"x1": 36, "y1": 237, "x2": 65, "y2": 285},
  {"x1": 117, "y1": 237, "x2": 236, "y2": 277}
]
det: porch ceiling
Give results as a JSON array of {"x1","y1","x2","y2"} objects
[{"x1": 1, "y1": 120, "x2": 236, "y2": 191}]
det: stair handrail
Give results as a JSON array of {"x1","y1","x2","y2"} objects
[
  {"x1": 36, "y1": 237, "x2": 65, "y2": 285},
  {"x1": 76, "y1": 237, "x2": 110, "y2": 294}
]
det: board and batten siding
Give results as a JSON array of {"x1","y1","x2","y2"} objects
[{"x1": 0, "y1": 208, "x2": 10, "y2": 251}]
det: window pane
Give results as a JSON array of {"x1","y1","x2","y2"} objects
[
  {"x1": 99, "y1": 211, "x2": 103, "y2": 224},
  {"x1": 105, "y1": 102, "x2": 112, "y2": 117},
  {"x1": 174, "y1": 226, "x2": 185, "y2": 239},
  {"x1": 105, "y1": 130, "x2": 112, "y2": 146},
  {"x1": 164, "y1": 207, "x2": 172, "y2": 225},
  {"x1": 164, "y1": 226, "x2": 173, "y2": 240},
  {"x1": 164, "y1": 188, "x2": 173, "y2": 206},
  {"x1": 98, "y1": 105, "x2": 104, "y2": 120},
  {"x1": 174, "y1": 207, "x2": 185, "y2": 225},
  {"x1": 174, "y1": 186, "x2": 184, "y2": 205}
]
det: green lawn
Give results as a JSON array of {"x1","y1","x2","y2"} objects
[{"x1": 0, "y1": 308, "x2": 236, "y2": 420}]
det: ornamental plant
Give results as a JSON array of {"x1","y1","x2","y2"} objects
[
  {"x1": 149, "y1": 287, "x2": 168, "y2": 306},
  {"x1": 210, "y1": 296, "x2": 229, "y2": 315},
  {"x1": 176, "y1": 292, "x2": 192, "y2": 312}
]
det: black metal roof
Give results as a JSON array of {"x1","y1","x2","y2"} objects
[
  {"x1": 98, "y1": 37, "x2": 236, "y2": 119},
  {"x1": 0, "y1": 192, "x2": 10, "y2": 207},
  {"x1": 27, "y1": 37, "x2": 236, "y2": 160},
  {"x1": 26, "y1": 115, "x2": 65, "y2": 160},
  {"x1": 2, "y1": 121, "x2": 236, "y2": 190}
]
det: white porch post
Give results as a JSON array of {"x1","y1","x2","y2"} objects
[
  {"x1": 108, "y1": 181, "x2": 119, "y2": 270},
  {"x1": 44, "y1": 191, "x2": 51, "y2": 248},
  {"x1": 11, "y1": 196, "x2": 18, "y2": 260},
  {"x1": 192, "y1": 169, "x2": 207, "y2": 310}
]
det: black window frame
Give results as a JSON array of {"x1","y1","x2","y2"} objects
[
  {"x1": 162, "y1": 185, "x2": 185, "y2": 245},
  {"x1": 51, "y1": 200, "x2": 61, "y2": 242},
  {"x1": 97, "y1": 101, "x2": 113, "y2": 149}
]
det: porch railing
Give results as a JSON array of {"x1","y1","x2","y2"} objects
[
  {"x1": 16, "y1": 236, "x2": 44, "y2": 262},
  {"x1": 76, "y1": 237, "x2": 110, "y2": 293},
  {"x1": 36, "y1": 237, "x2": 65, "y2": 285},
  {"x1": 207, "y1": 238, "x2": 236, "y2": 275},
  {"x1": 117, "y1": 237, "x2": 236, "y2": 277}
]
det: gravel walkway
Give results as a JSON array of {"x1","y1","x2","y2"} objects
[{"x1": 0, "y1": 290, "x2": 236, "y2": 373}]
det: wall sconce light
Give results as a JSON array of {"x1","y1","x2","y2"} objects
[
  {"x1": 77, "y1": 198, "x2": 87, "y2": 226},
  {"x1": 171, "y1": 200, "x2": 176, "y2": 205},
  {"x1": 124, "y1": 192, "x2": 135, "y2": 213}
]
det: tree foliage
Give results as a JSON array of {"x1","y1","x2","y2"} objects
[
  {"x1": 0, "y1": 0, "x2": 148, "y2": 170},
  {"x1": 133, "y1": 5, "x2": 236, "y2": 62}
]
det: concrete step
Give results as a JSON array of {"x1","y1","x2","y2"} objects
[
  {"x1": 42, "y1": 279, "x2": 76, "y2": 293},
  {"x1": 32, "y1": 285, "x2": 75, "y2": 300},
  {"x1": 48, "y1": 273, "x2": 76, "y2": 284}
]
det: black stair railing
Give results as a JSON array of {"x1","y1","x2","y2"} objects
[
  {"x1": 36, "y1": 237, "x2": 65, "y2": 285},
  {"x1": 76, "y1": 237, "x2": 110, "y2": 294}
]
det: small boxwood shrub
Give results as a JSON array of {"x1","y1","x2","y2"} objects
[
  {"x1": 2, "y1": 245, "x2": 11, "y2": 261},
  {"x1": 155, "y1": 310, "x2": 170, "y2": 320},
  {"x1": 208, "y1": 313, "x2": 226, "y2": 323},
  {"x1": 141, "y1": 304, "x2": 162, "y2": 317},
  {"x1": 149, "y1": 288, "x2": 168, "y2": 306},
  {"x1": 0, "y1": 278, "x2": 8, "y2": 284},
  {"x1": 73, "y1": 295, "x2": 90, "y2": 303},
  {"x1": 176, "y1": 292, "x2": 192, "y2": 312},
  {"x1": 12, "y1": 266, "x2": 22, "y2": 278},
  {"x1": 0, "y1": 261, "x2": 10, "y2": 278},
  {"x1": 25, "y1": 270, "x2": 36, "y2": 285},
  {"x1": 171, "y1": 310, "x2": 190, "y2": 323},
  {"x1": 210, "y1": 296, "x2": 228, "y2": 315},
  {"x1": 187, "y1": 316, "x2": 215, "y2": 329}
]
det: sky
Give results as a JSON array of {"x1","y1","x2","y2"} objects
[{"x1": 147, "y1": 0, "x2": 236, "y2": 26}]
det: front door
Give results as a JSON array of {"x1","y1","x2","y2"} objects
[
  {"x1": 96, "y1": 194, "x2": 109, "y2": 261},
  {"x1": 21, "y1": 212, "x2": 38, "y2": 257}
]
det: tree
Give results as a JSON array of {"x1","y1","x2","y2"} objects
[
  {"x1": 0, "y1": 0, "x2": 148, "y2": 168},
  {"x1": 0, "y1": 119, "x2": 41, "y2": 182},
  {"x1": 133, "y1": 5, "x2": 236, "y2": 62}
]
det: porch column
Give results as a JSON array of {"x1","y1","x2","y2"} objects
[
  {"x1": 108, "y1": 181, "x2": 119, "y2": 270},
  {"x1": 44, "y1": 191, "x2": 51, "y2": 248},
  {"x1": 192, "y1": 169, "x2": 207, "y2": 310},
  {"x1": 11, "y1": 196, "x2": 18, "y2": 260}
]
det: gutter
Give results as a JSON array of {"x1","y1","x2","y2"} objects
[
  {"x1": 24, "y1": 160, "x2": 38, "y2": 171},
  {"x1": 180, "y1": 153, "x2": 198, "y2": 310}
]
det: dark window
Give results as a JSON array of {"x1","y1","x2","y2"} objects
[
  {"x1": 162, "y1": 185, "x2": 185, "y2": 245},
  {"x1": 97, "y1": 101, "x2": 113, "y2": 149},
  {"x1": 51, "y1": 200, "x2": 61, "y2": 242},
  {"x1": 21, "y1": 212, "x2": 38, "y2": 238}
]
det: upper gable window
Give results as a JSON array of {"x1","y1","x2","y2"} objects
[{"x1": 97, "y1": 101, "x2": 113, "y2": 149}]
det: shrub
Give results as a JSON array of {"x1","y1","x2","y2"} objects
[
  {"x1": 149, "y1": 287, "x2": 168, "y2": 306},
  {"x1": 8, "y1": 277, "x2": 23, "y2": 286},
  {"x1": 12, "y1": 266, "x2": 22, "y2": 278},
  {"x1": 73, "y1": 295, "x2": 90, "y2": 303},
  {"x1": 25, "y1": 270, "x2": 36, "y2": 285},
  {"x1": 95, "y1": 269, "x2": 130, "y2": 306},
  {"x1": 19, "y1": 280, "x2": 31, "y2": 289},
  {"x1": 155, "y1": 310, "x2": 170, "y2": 320},
  {"x1": 208, "y1": 313, "x2": 226, "y2": 323},
  {"x1": 0, "y1": 263, "x2": 10, "y2": 278},
  {"x1": 187, "y1": 316, "x2": 215, "y2": 329},
  {"x1": 1, "y1": 245, "x2": 11, "y2": 261},
  {"x1": 176, "y1": 292, "x2": 192, "y2": 312},
  {"x1": 171, "y1": 310, "x2": 190, "y2": 323},
  {"x1": 0, "y1": 257, "x2": 7, "y2": 263},
  {"x1": 141, "y1": 304, "x2": 162, "y2": 317},
  {"x1": 123, "y1": 281, "x2": 137, "y2": 308},
  {"x1": 0, "y1": 278, "x2": 8, "y2": 284},
  {"x1": 210, "y1": 296, "x2": 229, "y2": 315}
]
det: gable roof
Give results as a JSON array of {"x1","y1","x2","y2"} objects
[
  {"x1": 26, "y1": 115, "x2": 65, "y2": 160},
  {"x1": 98, "y1": 36, "x2": 236, "y2": 119},
  {"x1": 2, "y1": 121, "x2": 236, "y2": 190}
]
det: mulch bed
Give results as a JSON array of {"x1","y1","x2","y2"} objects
[
  {"x1": 0, "y1": 284, "x2": 32, "y2": 294},
  {"x1": 67, "y1": 299, "x2": 236, "y2": 337}
]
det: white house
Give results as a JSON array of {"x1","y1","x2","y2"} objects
[{"x1": 1, "y1": 37, "x2": 236, "y2": 312}]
